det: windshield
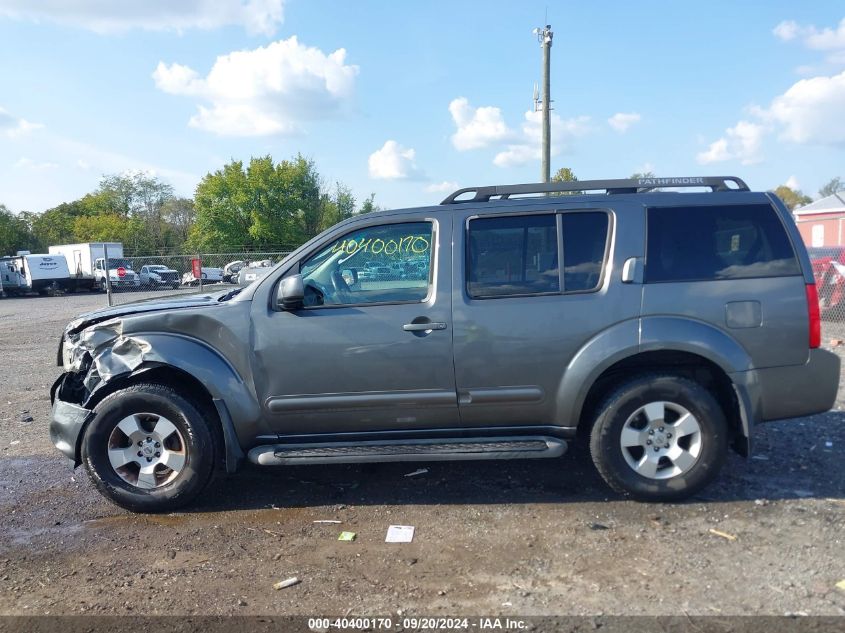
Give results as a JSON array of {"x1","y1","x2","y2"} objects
[{"x1": 108, "y1": 258, "x2": 132, "y2": 269}]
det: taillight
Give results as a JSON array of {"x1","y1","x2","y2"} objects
[{"x1": 806, "y1": 283, "x2": 821, "y2": 349}]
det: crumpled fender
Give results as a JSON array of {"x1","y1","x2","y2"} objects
[{"x1": 68, "y1": 320, "x2": 264, "y2": 445}]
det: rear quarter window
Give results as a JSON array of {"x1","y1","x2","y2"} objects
[{"x1": 646, "y1": 204, "x2": 800, "y2": 283}]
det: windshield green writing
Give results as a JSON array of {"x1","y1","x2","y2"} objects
[{"x1": 331, "y1": 235, "x2": 430, "y2": 256}]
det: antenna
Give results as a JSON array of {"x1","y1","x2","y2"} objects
[{"x1": 533, "y1": 83, "x2": 539, "y2": 112}]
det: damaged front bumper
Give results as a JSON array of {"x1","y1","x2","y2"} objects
[
  {"x1": 50, "y1": 317, "x2": 142, "y2": 465},
  {"x1": 49, "y1": 373, "x2": 93, "y2": 464}
]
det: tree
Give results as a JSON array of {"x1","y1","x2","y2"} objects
[
  {"x1": 551, "y1": 167, "x2": 579, "y2": 196},
  {"x1": 552, "y1": 167, "x2": 578, "y2": 183},
  {"x1": 359, "y1": 193, "x2": 382, "y2": 214},
  {"x1": 0, "y1": 204, "x2": 39, "y2": 256},
  {"x1": 162, "y1": 197, "x2": 195, "y2": 245},
  {"x1": 819, "y1": 177, "x2": 844, "y2": 198},
  {"x1": 72, "y1": 213, "x2": 146, "y2": 246},
  {"x1": 630, "y1": 171, "x2": 656, "y2": 179},
  {"x1": 30, "y1": 201, "x2": 87, "y2": 248},
  {"x1": 774, "y1": 185, "x2": 812, "y2": 211},
  {"x1": 189, "y1": 154, "x2": 356, "y2": 252}
]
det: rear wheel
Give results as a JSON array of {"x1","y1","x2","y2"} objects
[
  {"x1": 589, "y1": 374, "x2": 728, "y2": 501},
  {"x1": 80, "y1": 383, "x2": 217, "y2": 512}
]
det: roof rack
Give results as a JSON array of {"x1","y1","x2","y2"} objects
[{"x1": 439, "y1": 176, "x2": 750, "y2": 205}]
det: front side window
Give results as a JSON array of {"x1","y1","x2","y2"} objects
[
  {"x1": 299, "y1": 221, "x2": 434, "y2": 307},
  {"x1": 467, "y1": 214, "x2": 559, "y2": 298}
]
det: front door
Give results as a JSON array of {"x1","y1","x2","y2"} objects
[{"x1": 253, "y1": 214, "x2": 458, "y2": 436}]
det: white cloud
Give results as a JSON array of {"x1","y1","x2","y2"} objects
[
  {"x1": 153, "y1": 36, "x2": 359, "y2": 137},
  {"x1": 425, "y1": 180, "x2": 459, "y2": 193},
  {"x1": 608, "y1": 112, "x2": 641, "y2": 133},
  {"x1": 447, "y1": 96, "x2": 592, "y2": 168},
  {"x1": 14, "y1": 157, "x2": 58, "y2": 170},
  {"x1": 368, "y1": 140, "x2": 423, "y2": 180},
  {"x1": 697, "y1": 120, "x2": 766, "y2": 165},
  {"x1": 773, "y1": 18, "x2": 845, "y2": 51},
  {"x1": 785, "y1": 175, "x2": 801, "y2": 190},
  {"x1": 448, "y1": 97, "x2": 514, "y2": 150},
  {"x1": 0, "y1": 106, "x2": 43, "y2": 138},
  {"x1": 773, "y1": 20, "x2": 801, "y2": 42},
  {"x1": 494, "y1": 110, "x2": 591, "y2": 168},
  {"x1": 764, "y1": 70, "x2": 845, "y2": 146},
  {"x1": 0, "y1": 0, "x2": 285, "y2": 36}
]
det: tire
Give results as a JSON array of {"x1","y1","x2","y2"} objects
[
  {"x1": 99, "y1": 279, "x2": 107, "y2": 293},
  {"x1": 589, "y1": 374, "x2": 728, "y2": 502},
  {"x1": 80, "y1": 383, "x2": 217, "y2": 512}
]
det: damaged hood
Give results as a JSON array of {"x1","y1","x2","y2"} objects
[{"x1": 66, "y1": 290, "x2": 232, "y2": 335}]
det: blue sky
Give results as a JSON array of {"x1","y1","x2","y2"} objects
[{"x1": 1, "y1": 0, "x2": 844, "y2": 213}]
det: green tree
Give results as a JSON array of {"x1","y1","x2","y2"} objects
[
  {"x1": 359, "y1": 193, "x2": 382, "y2": 214},
  {"x1": 189, "y1": 160, "x2": 252, "y2": 251},
  {"x1": 551, "y1": 167, "x2": 579, "y2": 195},
  {"x1": 162, "y1": 197, "x2": 195, "y2": 245},
  {"x1": 819, "y1": 177, "x2": 843, "y2": 198},
  {"x1": 190, "y1": 154, "x2": 334, "y2": 252},
  {"x1": 72, "y1": 213, "x2": 146, "y2": 246},
  {"x1": 630, "y1": 171, "x2": 656, "y2": 179},
  {"x1": 0, "y1": 204, "x2": 38, "y2": 256},
  {"x1": 30, "y1": 201, "x2": 87, "y2": 247},
  {"x1": 774, "y1": 185, "x2": 812, "y2": 211}
]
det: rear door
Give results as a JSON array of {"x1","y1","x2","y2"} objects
[
  {"x1": 641, "y1": 200, "x2": 807, "y2": 367},
  {"x1": 451, "y1": 204, "x2": 643, "y2": 428}
]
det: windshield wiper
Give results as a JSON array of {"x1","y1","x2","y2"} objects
[{"x1": 218, "y1": 287, "x2": 243, "y2": 302}]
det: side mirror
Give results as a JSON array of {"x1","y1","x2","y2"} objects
[{"x1": 277, "y1": 274, "x2": 305, "y2": 310}]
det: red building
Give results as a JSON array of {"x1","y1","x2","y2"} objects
[{"x1": 794, "y1": 193, "x2": 845, "y2": 247}]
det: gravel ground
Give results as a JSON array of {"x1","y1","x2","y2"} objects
[{"x1": 0, "y1": 293, "x2": 843, "y2": 617}]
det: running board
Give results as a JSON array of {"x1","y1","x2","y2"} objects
[{"x1": 248, "y1": 436, "x2": 567, "y2": 466}]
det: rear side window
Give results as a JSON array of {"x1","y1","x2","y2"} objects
[
  {"x1": 562, "y1": 212, "x2": 609, "y2": 292},
  {"x1": 646, "y1": 204, "x2": 800, "y2": 283},
  {"x1": 468, "y1": 214, "x2": 559, "y2": 297}
]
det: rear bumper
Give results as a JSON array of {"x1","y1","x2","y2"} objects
[{"x1": 732, "y1": 349, "x2": 840, "y2": 426}]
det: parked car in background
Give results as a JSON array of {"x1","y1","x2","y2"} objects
[
  {"x1": 236, "y1": 260, "x2": 274, "y2": 285},
  {"x1": 223, "y1": 260, "x2": 245, "y2": 283},
  {"x1": 181, "y1": 267, "x2": 224, "y2": 286},
  {"x1": 139, "y1": 265, "x2": 180, "y2": 290},
  {"x1": 94, "y1": 257, "x2": 140, "y2": 291},
  {"x1": 807, "y1": 247, "x2": 845, "y2": 317}
]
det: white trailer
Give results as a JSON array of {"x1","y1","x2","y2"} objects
[
  {"x1": 0, "y1": 254, "x2": 72, "y2": 295},
  {"x1": 48, "y1": 242, "x2": 126, "y2": 291}
]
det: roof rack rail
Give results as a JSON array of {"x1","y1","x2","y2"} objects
[{"x1": 439, "y1": 176, "x2": 749, "y2": 205}]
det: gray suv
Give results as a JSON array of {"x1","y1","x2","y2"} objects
[{"x1": 49, "y1": 176, "x2": 840, "y2": 512}]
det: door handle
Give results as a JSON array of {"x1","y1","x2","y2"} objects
[{"x1": 403, "y1": 322, "x2": 447, "y2": 332}]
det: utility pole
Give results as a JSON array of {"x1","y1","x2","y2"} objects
[{"x1": 533, "y1": 24, "x2": 553, "y2": 183}]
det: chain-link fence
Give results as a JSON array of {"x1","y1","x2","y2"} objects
[
  {"x1": 808, "y1": 246, "x2": 845, "y2": 344},
  {"x1": 97, "y1": 251, "x2": 291, "y2": 305}
]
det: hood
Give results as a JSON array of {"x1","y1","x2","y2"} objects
[{"x1": 66, "y1": 289, "x2": 232, "y2": 335}]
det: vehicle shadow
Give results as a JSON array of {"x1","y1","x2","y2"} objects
[{"x1": 192, "y1": 411, "x2": 845, "y2": 513}]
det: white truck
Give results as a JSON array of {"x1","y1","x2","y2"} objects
[
  {"x1": 0, "y1": 252, "x2": 72, "y2": 295},
  {"x1": 48, "y1": 242, "x2": 139, "y2": 291}
]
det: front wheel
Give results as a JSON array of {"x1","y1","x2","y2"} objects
[
  {"x1": 80, "y1": 383, "x2": 217, "y2": 512},
  {"x1": 589, "y1": 374, "x2": 728, "y2": 502}
]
